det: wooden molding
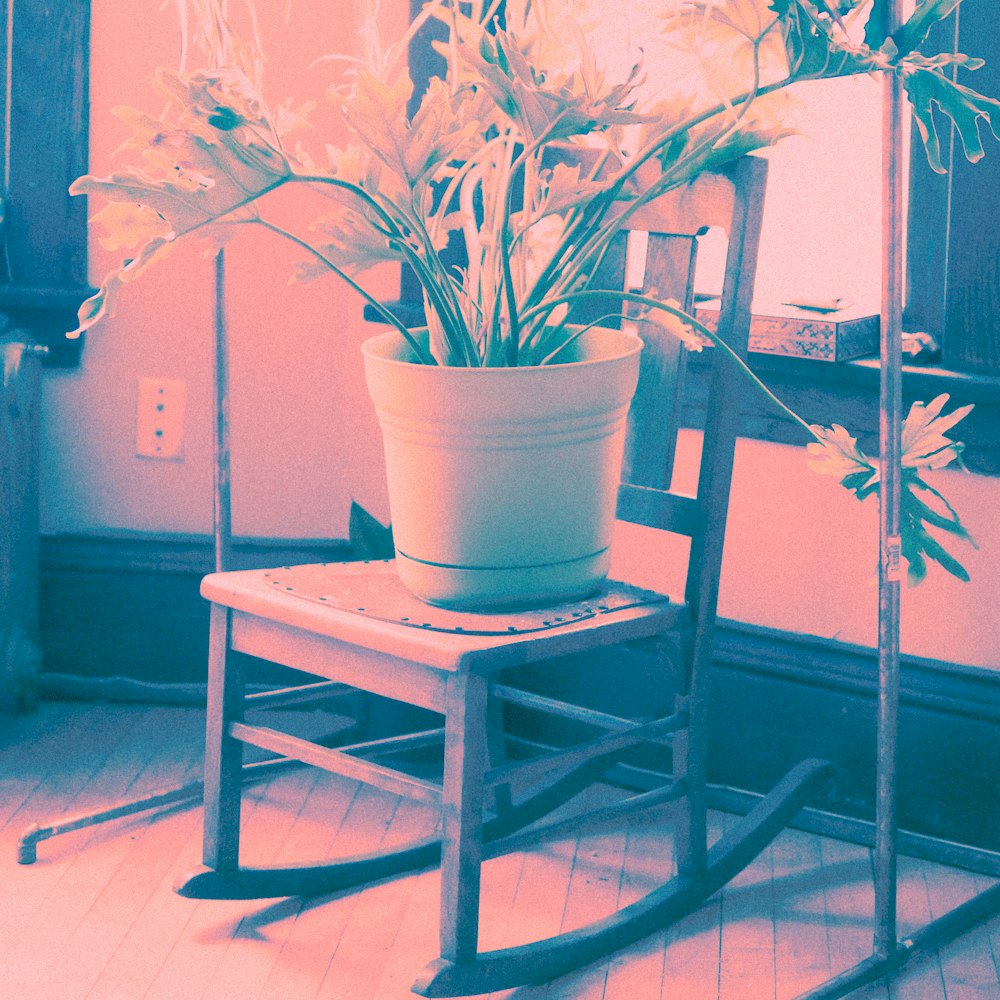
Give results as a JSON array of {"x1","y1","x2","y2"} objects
[
  {"x1": 712, "y1": 618, "x2": 1000, "y2": 725},
  {"x1": 684, "y1": 349, "x2": 1000, "y2": 476},
  {"x1": 37, "y1": 531, "x2": 1000, "y2": 849},
  {"x1": 39, "y1": 529, "x2": 997, "y2": 715},
  {"x1": 40, "y1": 530, "x2": 352, "y2": 575}
]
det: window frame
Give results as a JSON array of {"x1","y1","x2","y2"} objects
[{"x1": 0, "y1": 0, "x2": 90, "y2": 366}]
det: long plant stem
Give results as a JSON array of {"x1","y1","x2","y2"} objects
[
  {"x1": 521, "y1": 11, "x2": 874, "y2": 319},
  {"x1": 521, "y1": 289, "x2": 818, "y2": 438},
  {"x1": 255, "y1": 218, "x2": 435, "y2": 364},
  {"x1": 398, "y1": 194, "x2": 473, "y2": 361},
  {"x1": 523, "y1": 78, "x2": 787, "y2": 317},
  {"x1": 295, "y1": 171, "x2": 481, "y2": 361}
]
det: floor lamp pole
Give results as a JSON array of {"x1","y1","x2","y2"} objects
[
  {"x1": 874, "y1": 0, "x2": 906, "y2": 961},
  {"x1": 213, "y1": 248, "x2": 233, "y2": 575}
]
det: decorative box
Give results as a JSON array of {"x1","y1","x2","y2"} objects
[{"x1": 695, "y1": 303, "x2": 879, "y2": 362}]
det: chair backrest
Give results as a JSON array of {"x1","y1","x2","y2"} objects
[{"x1": 578, "y1": 156, "x2": 768, "y2": 628}]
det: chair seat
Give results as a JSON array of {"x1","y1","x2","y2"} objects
[{"x1": 201, "y1": 558, "x2": 686, "y2": 673}]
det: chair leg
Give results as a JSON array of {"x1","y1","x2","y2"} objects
[
  {"x1": 486, "y1": 687, "x2": 513, "y2": 818},
  {"x1": 439, "y1": 671, "x2": 489, "y2": 965},
  {"x1": 671, "y1": 695, "x2": 708, "y2": 878},
  {"x1": 203, "y1": 603, "x2": 245, "y2": 871}
]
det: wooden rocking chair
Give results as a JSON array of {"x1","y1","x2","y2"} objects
[{"x1": 176, "y1": 154, "x2": 830, "y2": 997}]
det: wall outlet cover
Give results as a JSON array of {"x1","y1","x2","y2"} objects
[{"x1": 136, "y1": 378, "x2": 186, "y2": 460}]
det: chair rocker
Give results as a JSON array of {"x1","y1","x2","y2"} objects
[{"x1": 176, "y1": 154, "x2": 830, "y2": 997}]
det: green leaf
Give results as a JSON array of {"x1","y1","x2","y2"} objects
[
  {"x1": 770, "y1": 0, "x2": 832, "y2": 76},
  {"x1": 892, "y1": 0, "x2": 963, "y2": 56},
  {"x1": 295, "y1": 206, "x2": 406, "y2": 280},
  {"x1": 68, "y1": 66, "x2": 298, "y2": 335},
  {"x1": 769, "y1": 0, "x2": 866, "y2": 78},
  {"x1": 667, "y1": 0, "x2": 782, "y2": 45},
  {"x1": 450, "y1": 14, "x2": 651, "y2": 144},
  {"x1": 841, "y1": 468, "x2": 880, "y2": 500},
  {"x1": 901, "y1": 393, "x2": 975, "y2": 470},
  {"x1": 904, "y1": 474, "x2": 973, "y2": 540},
  {"x1": 902, "y1": 58, "x2": 1000, "y2": 172},
  {"x1": 806, "y1": 397, "x2": 976, "y2": 583},
  {"x1": 900, "y1": 479, "x2": 973, "y2": 584},
  {"x1": 863, "y1": 0, "x2": 890, "y2": 48},
  {"x1": 68, "y1": 235, "x2": 176, "y2": 338},
  {"x1": 207, "y1": 105, "x2": 243, "y2": 131},
  {"x1": 806, "y1": 422, "x2": 878, "y2": 486},
  {"x1": 533, "y1": 162, "x2": 609, "y2": 219},
  {"x1": 918, "y1": 531, "x2": 971, "y2": 583},
  {"x1": 865, "y1": 0, "x2": 963, "y2": 53}
]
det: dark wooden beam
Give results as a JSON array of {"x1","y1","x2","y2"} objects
[
  {"x1": 905, "y1": 0, "x2": 1000, "y2": 375},
  {"x1": 0, "y1": 0, "x2": 90, "y2": 365}
]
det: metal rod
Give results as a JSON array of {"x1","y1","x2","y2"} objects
[
  {"x1": 874, "y1": 0, "x2": 907, "y2": 960},
  {"x1": 17, "y1": 251, "x2": 358, "y2": 868},
  {"x1": 3, "y1": 0, "x2": 14, "y2": 195},
  {"x1": 246, "y1": 679, "x2": 353, "y2": 709},
  {"x1": 16, "y1": 755, "x2": 299, "y2": 864},
  {"x1": 214, "y1": 249, "x2": 233, "y2": 575},
  {"x1": 795, "y1": 881, "x2": 1000, "y2": 1000}
]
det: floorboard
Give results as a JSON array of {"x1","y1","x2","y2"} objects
[
  {"x1": 718, "y1": 837, "x2": 776, "y2": 998},
  {"x1": 932, "y1": 866, "x2": 999, "y2": 999},
  {"x1": 657, "y1": 816, "x2": 725, "y2": 1000},
  {"x1": 32, "y1": 720, "x2": 205, "y2": 1000},
  {"x1": 249, "y1": 774, "x2": 362, "y2": 1000},
  {"x1": 772, "y1": 828, "x2": 830, "y2": 998},
  {"x1": 602, "y1": 807, "x2": 676, "y2": 1000},
  {"x1": 0, "y1": 701, "x2": 998, "y2": 1000}
]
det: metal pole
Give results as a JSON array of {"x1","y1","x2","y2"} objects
[
  {"x1": 4, "y1": 1, "x2": 14, "y2": 196},
  {"x1": 214, "y1": 249, "x2": 233, "y2": 574},
  {"x1": 874, "y1": 0, "x2": 906, "y2": 960},
  {"x1": 16, "y1": 248, "x2": 337, "y2": 866}
]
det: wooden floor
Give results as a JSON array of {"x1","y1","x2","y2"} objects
[{"x1": 2, "y1": 701, "x2": 999, "y2": 1000}]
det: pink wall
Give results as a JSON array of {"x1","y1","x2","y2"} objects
[
  {"x1": 611, "y1": 432, "x2": 1000, "y2": 668},
  {"x1": 39, "y1": 1, "x2": 999, "y2": 669},
  {"x1": 41, "y1": 0, "x2": 404, "y2": 540}
]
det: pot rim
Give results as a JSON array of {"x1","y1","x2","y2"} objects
[{"x1": 361, "y1": 325, "x2": 643, "y2": 373}]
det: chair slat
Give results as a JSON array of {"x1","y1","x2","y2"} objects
[
  {"x1": 611, "y1": 161, "x2": 765, "y2": 552},
  {"x1": 625, "y1": 169, "x2": 737, "y2": 236},
  {"x1": 622, "y1": 232, "x2": 697, "y2": 492},
  {"x1": 616, "y1": 484, "x2": 703, "y2": 536},
  {"x1": 493, "y1": 683, "x2": 664, "y2": 732},
  {"x1": 229, "y1": 721, "x2": 443, "y2": 803},
  {"x1": 483, "y1": 708, "x2": 686, "y2": 788}
]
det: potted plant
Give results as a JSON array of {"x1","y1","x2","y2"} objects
[{"x1": 70, "y1": 0, "x2": 996, "y2": 607}]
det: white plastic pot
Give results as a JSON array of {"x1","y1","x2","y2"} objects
[{"x1": 362, "y1": 326, "x2": 642, "y2": 610}]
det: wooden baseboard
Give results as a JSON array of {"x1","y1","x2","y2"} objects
[
  {"x1": 712, "y1": 620, "x2": 1000, "y2": 724},
  {"x1": 40, "y1": 529, "x2": 352, "y2": 575},
  {"x1": 39, "y1": 531, "x2": 352, "y2": 687},
  {"x1": 705, "y1": 623, "x2": 1000, "y2": 852},
  {"x1": 37, "y1": 531, "x2": 1000, "y2": 850}
]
